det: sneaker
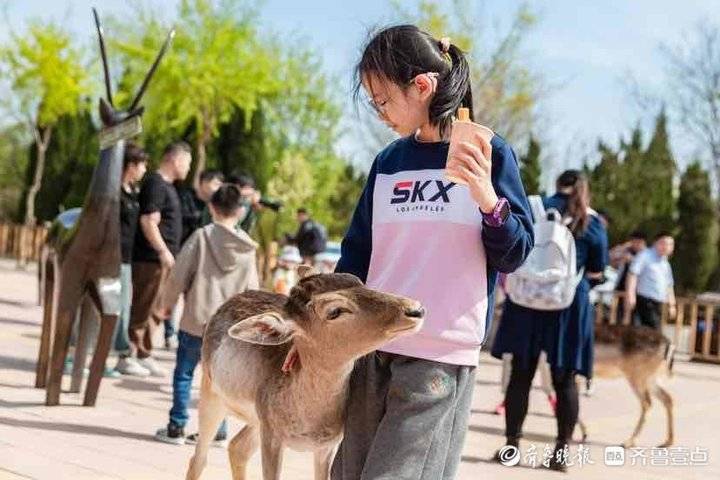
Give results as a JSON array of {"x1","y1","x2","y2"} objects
[
  {"x1": 63, "y1": 357, "x2": 89, "y2": 376},
  {"x1": 115, "y1": 357, "x2": 150, "y2": 377},
  {"x1": 164, "y1": 336, "x2": 179, "y2": 350},
  {"x1": 103, "y1": 366, "x2": 121, "y2": 378},
  {"x1": 137, "y1": 357, "x2": 167, "y2": 378},
  {"x1": 185, "y1": 432, "x2": 228, "y2": 448},
  {"x1": 155, "y1": 423, "x2": 185, "y2": 445}
]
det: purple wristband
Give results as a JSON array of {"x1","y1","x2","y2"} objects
[{"x1": 481, "y1": 197, "x2": 510, "y2": 227}]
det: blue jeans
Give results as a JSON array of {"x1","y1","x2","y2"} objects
[
  {"x1": 113, "y1": 264, "x2": 132, "y2": 354},
  {"x1": 169, "y1": 331, "x2": 227, "y2": 437}
]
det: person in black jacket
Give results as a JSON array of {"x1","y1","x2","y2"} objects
[
  {"x1": 114, "y1": 143, "x2": 149, "y2": 377},
  {"x1": 288, "y1": 208, "x2": 327, "y2": 264}
]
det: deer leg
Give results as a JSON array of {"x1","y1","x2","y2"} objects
[
  {"x1": 186, "y1": 375, "x2": 228, "y2": 480},
  {"x1": 623, "y1": 382, "x2": 652, "y2": 448},
  {"x1": 228, "y1": 425, "x2": 260, "y2": 480},
  {"x1": 260, "y1": 428, "x2": 284, "y2": 480},
  {"x1": 651, "y1": 383, "x2": 674, "y2": 447},
  {"x1": 313, "y1": 444, "x2": 336, "y2": 480},
  {"x1": 36, "y1": 257, "x2": 56, "y2": 388},
  {"x1": 46, "y1": 277, "x2": 85, "y2": 406}
]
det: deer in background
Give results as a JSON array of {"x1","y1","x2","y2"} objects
[
  {"x1": 186, "y1": 268, "x2": 425, "y2": 480},
  {"x1": 585, "y1": 323, "x2": 675, "y2": 448}
]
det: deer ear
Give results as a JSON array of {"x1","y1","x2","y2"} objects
[
  {"x1": 228, "y1": 312, "x2": 295, "y2": 345},
  {"x1": 297, "y1": 265, "x2": 318, "y2": 279}
]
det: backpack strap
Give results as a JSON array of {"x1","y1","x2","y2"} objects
[{"x1": 528, "y1": 195, "x2": 546, "y2": 223}]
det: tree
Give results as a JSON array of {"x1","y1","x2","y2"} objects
[
  {"x1": 519, "y1": 134, "x2": 542, "y2": 195},
  {"x1": 0, "y1": 22, "x2": 89, "y2": 225},
  {"x1": 113, "y1": 0, "x2": 281, "y2": 186},
  {"x1": 0, "y1": 124, "x2": 29, "y2": 221},
  {"x1": 21, "y1": 108, "x2": 98, "y2": 222},
  {"x1": 393, "y1": 0, "x2": 541, "y2": 144},
  {"x1": 662, "y1": 22, "x2": 720, "y2": 188},
  {"x1": 674, "y1": 163, "x2": 718, "y2": 293},
  {"x1": 328, "y1": 164, "x2": 368, "y2": 238},
  {"x1": 639, "y1": 109, "x2": 675, "y2": 235}
]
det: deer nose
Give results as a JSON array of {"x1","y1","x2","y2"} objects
[{"x1": 404, "y1": 306, "x2": 425, "y2": 319}]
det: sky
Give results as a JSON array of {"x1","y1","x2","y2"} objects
[{"x1": 4, "y1": 0, "x2": 720, "y2": 187}]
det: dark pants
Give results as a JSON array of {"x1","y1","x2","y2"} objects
[
  {"x1": 170, "y1": 331, "x2": 227, "y2": 436},
  {"x1": 129, "y1": 261, "x2": 167, "y2": 359},
  {"x1": 634, "y1": 295, "x2": 662, "y2": 329},
  {"x1": 504, "y1": 354, "x2": 578, "y2": 446},
  {"x1": 331, "y1": 352, "x2": 476, "y2": 480}
]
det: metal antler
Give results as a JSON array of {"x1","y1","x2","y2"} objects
[
  {"x1": 128, "y1": 28, "x2": 176, "y2": 112},
  {"x1": 92, "y1": 8, "x2": 113, "y2": 107}
]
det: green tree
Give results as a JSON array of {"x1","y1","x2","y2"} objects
[
  {"x1": 519, "y1": 134, "x2": 542, "y2": 195},
  {"x1": 0, "y1": 22, "x2": 90, "y2": 225},
  {"x1": 673, "y1": 163, "x2": 718, "y2": 293},
  {"x1": 24, "y1": 108, "x2": 98, "y2": 222},
  {"x1": 0, "y1": 124, "x2": 29, "y2": 221},
  {"x1": 328, "y1": 164, "x2": 368, "y2": 238},
  {"x1": 113, "y1": 0, "x2": 281, "y2": 186},
  {"x1": 394, "y1": 0, "x2": 540, "y2": 143}
]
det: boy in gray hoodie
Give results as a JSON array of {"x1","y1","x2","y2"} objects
[{"x1": 155, "y1": 184, "x2": 259, "y2": 445}]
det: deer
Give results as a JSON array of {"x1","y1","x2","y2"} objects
[
  {"x1": 185, "y1": 267, "x2": 425, "y2": 480},
  {"x1": 579, "y1": 323, "x2": 675, "y2": 448}
]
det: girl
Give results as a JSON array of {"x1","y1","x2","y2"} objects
[
  {"x1": 333, "y1": 25, "x2": 534, "y2": 479},
  {"x1": 491, "y1": 170, "x2": 608, "y2": 472}
]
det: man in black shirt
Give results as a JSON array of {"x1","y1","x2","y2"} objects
[
  {"x1": 129, "y1": 141, "x2": 192, "y2": 376},
  {"x1": 177, "y1": 170, "x2": 224, "y2": 244},
  {"x1": 114, "y1": 143, "x2": 150, "y2": 376}
]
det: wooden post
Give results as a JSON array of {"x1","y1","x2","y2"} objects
[
  {"x1": 674, "y1": 300, "x2": 685, "y2": 347},
  {"x1": 702, "y1": 305, "x2": 714, "y2": 358},
  {"x1": 35, "y1": 256, "x2": 55, "y2": 388},
  {"x1": 609, "y1": 294, "x2": 620, "y2": 325},
  {"x1": 688, "y1": 301, "x2": 699, "y2": 358}
]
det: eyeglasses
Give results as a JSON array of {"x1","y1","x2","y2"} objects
[{"x1": 366, "y1": 72, "x2": 439, "y2": 116}]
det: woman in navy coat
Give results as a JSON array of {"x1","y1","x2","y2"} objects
[{"x1": 491, "y1": 170, "x2": 608, "y2": 471}]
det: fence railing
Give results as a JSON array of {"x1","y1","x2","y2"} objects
[
  {"x1": 0, "y1": 222, "x2": 49, "y2": 263},
  {"x1": 593, "y1": 292, "x2": 720, "y2": 363}
]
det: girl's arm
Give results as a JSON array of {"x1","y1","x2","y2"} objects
[
  {"x1": 586, "y1": 219, "x2": 610, "y2": 287},
  {"x1": 335, "y1": 160, "x2": 378, "y2": 282},
  {"x1": 482, "y1": 141, "x2": 535, "y2": 273}
]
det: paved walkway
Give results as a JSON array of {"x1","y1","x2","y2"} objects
[{"x1": 0, "y1": 259, "x2": 717, "y2": 479}]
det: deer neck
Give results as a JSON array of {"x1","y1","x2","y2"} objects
[{"x1": 289, "y1": 342, "x2": 354, "y2": 410}]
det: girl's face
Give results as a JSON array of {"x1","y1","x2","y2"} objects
[{"x1": 362, "y1": 73, "x2": 436, "y2": 137}]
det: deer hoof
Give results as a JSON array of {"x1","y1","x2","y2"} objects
[
  {"x1": 658, "y1": 439, "x2": 673, "y2": 448},
  {"x1": 622, "y1": 439, "x2": 636, "y2": 449}
]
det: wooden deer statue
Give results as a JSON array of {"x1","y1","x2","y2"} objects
[{"x1": 35, "y1": 8, "x2": 174, "y2": 406}]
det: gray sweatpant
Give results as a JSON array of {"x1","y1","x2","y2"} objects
[{"x1": 331, "y1": 351, "x2": 476, "y2": 480}]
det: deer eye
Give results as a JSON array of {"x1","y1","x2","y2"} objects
[{"x1": 326, "y1": 307, "x2": 351, "y2": 320}]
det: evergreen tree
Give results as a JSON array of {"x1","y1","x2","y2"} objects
[
  {"x1": 638, "y1": 109, "x2": 676, "y2": 237},
  {"x1": 519, "y1": 134, "x2": 542, "y2": 195},
  {"x1": 673, "y1": 162, "x2": 718, "y2": 293}
]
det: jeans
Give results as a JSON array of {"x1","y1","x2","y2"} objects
[
  {"x1": 169, "y1": 331, "x2": 227, "y2": 437},
  {"x1": 113, "y1": 263, "x2": 132, "y2": 354}
]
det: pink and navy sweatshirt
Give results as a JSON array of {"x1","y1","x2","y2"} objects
[{"x1": 336, "y1": 134, "x2": 534, "y2": 366}]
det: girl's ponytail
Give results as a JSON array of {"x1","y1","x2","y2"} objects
[
  {"x1": 557, "y1": 170, "x2": 591, "y2": 236},
  {"x1": 354, "y1": 25, "x2": 474, "y2": 137},
  {"x1": 429, "y1": 42, "x2": 474, "y2": 132}
]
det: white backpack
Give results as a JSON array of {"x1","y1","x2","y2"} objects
[{"x1": 504, "y1": 195, "x2": 584, "y2": 311}]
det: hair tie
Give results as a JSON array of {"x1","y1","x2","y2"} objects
[{"x1": 439, "y1": 37, "x2": 451, "y2": 54}]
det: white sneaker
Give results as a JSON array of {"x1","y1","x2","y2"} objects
[
  {"x1": 137, "y1": 357, "x2": 167, "y2": 378},
  {"x1": 116, "y1": 357, "x2": 150, "y2": 377}
]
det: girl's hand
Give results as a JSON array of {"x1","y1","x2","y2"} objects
[{"x1": 449, "y1": 132, "x2": 498, "y2": 213}]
